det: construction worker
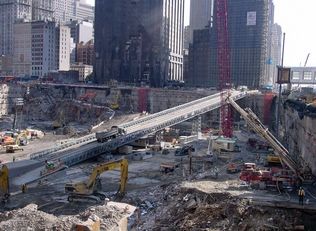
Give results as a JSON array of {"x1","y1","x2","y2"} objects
[
  {"x1": 256, "y1": 153, "x2": 260, "y2": 163},
  {"x1": 298, "y1": 187, "x2": 305, "y2": 205},
  {"x1": 21, "y1": 184, "x2": 27, "y2": 193}
]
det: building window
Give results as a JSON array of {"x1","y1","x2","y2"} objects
[
  {"x1": 292, "y1": 71, "x2": 300, "y2": 80},
  {"x1": 303, "y1": 71, "x2": 312, "y2": 80}
]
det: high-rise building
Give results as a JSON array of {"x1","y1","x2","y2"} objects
[
  {"x1": 32, "y1": 0, "x2": 54, "y2": 21},
  {"x1": 13, "y1": 21, "x2": 32, "y2": 76},
  {"x1": 66, "y1": 20, "x2": 94, "y2": 64},
  {"x1": 187, "y1": 27, "x2": 214, "y2": 87},
  {"x1": 269, "y1": 23, "x2": 282, "y2": 85},
  {"x1": 31, "y1": 21, "x2": 57, "y2": 77},
  {"x1": 186, "y1": 0, "x2": 276, "y2": 88},
  {"x1": 0, "y1": 0, "x2": 32, "y2": 56},
  {"x1": 183, "y1": 25, "x2": 191, "y2": 50},
  {"x1": 95, "y1": 0, "x2": 184, "y2": 87},
  {"x1": 53, "y1": 0, "x2": 76, "y2": 24},
  {"x1": 23, "y1": 21, "x2": 71, "y2": 77},
  {"x1": 77, "y1": 20, "x2": 93, "y2": 44},
  {"x1": 228, "y1": 0, "x2": 274, "y2": 87},
  {"x1": 57, "y1": 25, "x2": 71, "y2": 71},
  {"x1": 74, "y1": 0, "x2": 94, "y2": 21},
  {"x1": 189, "y1": 0, "x2": 214, "y2": 43}
]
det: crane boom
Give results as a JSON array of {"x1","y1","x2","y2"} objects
[
  {"x1": 0, "y1": 165, "x2": 9, "y2": 203},
  {"x1": 216, "y1": 0, "x2": 232, "y2": 137},
  {"x1": 226, "y1": 96, "x2": 307, "y2": 180},
  {"x1": 304, "y1": 53, "x2": 310, "y2": 67}
]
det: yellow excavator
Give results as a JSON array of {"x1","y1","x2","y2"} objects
[
  {"x1": 65, "y1": 159, "x2": 128, "y2": 202},
  {"x1": 0, "y1": 165, "x2": 10, "y2": 203}
]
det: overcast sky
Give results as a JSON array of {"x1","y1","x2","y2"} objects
[{"x1": 87, "y1": 0, "x2": 316, "y2": 67}]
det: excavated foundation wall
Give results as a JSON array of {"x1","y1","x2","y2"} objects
[
  {"x1": 0, "y1": 83, "x2": 274, "y2": 124},
  {"x1": 282, "y1": 102, "x2": 316, "y2": 175}
]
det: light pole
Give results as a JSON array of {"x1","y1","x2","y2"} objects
[{"x1": 276, "y1": 33, "x2": 286, "y2": 138}]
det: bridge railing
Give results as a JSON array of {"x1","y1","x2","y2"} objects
[
  {"x1": 30, "y1": 134, "x2": 96, "y2": 160},
  {"x1": 120, "y1": 91, "x2": 223, "y2": 130},
  {"x1": 59, "y1": 90, "x2": 249, "y2": 167}
]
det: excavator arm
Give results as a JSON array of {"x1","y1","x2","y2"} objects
[
  {"x1": 0, "y1": 165, "x2": 10, "y2": 202},
  {"x1": 86, "y1": 158, "x2": 128, "y2": 192},
  {"x1": 227, "y1": 96, "x2": 308, "y2": 181}
]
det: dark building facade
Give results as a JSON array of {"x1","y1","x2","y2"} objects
[
  {"x1": 188, "y1": 27, "x2": 216, "y2": 87},
  {"x1": 94, "y1": 0, "x2": 184, "y2": 87},
  {"x1": 187, "y1": 0, "x2": 275, "y2": 89},
  {"x1": 77, "y1": 40, "x2": 94, "y2": 66}
]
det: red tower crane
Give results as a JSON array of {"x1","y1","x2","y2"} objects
[{"x1": 216, "y1": 0, "x2": 232, "y2": 137}]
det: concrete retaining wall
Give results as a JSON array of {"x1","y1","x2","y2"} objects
[{"x1": 283, "y1": 104, "x2": 316, "y2": 175}]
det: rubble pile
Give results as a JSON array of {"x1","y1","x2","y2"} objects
[
  {"x1": 128, "y1": 183, "x2": 303, "y2": 230},
  {"x1": 0, "y1": 203, "x2": 129, "y2": 231}
]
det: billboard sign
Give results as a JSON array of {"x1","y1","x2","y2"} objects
[{"x1": 277, "y1": 67, "x2": 291, "y2": 84}]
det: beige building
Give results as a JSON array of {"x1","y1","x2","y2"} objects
[
  {"x1": 13, "y1": 21, "x2": 71, "y2": 77},
  {"x1": 13, "y1": 22, "x2": 32, "y2": 76},
  {"x1": 74, "y1": 0, "x2": 94, "y2": 21},
  {"x1": 71, "y1": 63, "x2": 92, "y2": 81},
  {"x1": 57, "y1": 26, "x2": 71, "y2": 71}
]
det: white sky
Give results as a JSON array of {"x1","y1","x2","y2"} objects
[{"x1": 88, "y1": 0, "x2": 316, "y2": 67}]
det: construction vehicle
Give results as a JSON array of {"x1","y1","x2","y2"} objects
[
  {"x1": 227, "y1": 96, "x2": 313, "y2": 185},
  {"x1": 40, "y1": 160, "x2": 67, "y2": 177},
  {"x1": 5, "y1": 132, "x2": 28, "y2": 153},
  {"x1": 212, "y1": 137, "x2": 240, "y2": 152},
  {"x1": 226, "y1": 157, "x2": 244, "y2": 173},
  {"x1": 160, "y1": 162, "x2": 179, "y2": 173},
  {"x1": 110, "y1": 91, "x2": 120, "y2": 110},
  {"x1": 0, "y1": 165, "x2": 10, "y2": 203},
  {"x1": 65, "y1": 159, "x2": 128, "y2": 202},
  {"x1": 227, "y1": 163, "x2": 241, "y2": 173},
  {"x1": 6, "y1": 145, "x2": 23, "y2": 153},
  {"x1": 266, "y1": 154, "x2": 281, "y2": 165},
  {"x1": 174, "y1": 145, "x2": 195, "y2": 156},
  {"x1": 79, "y1": 92, "x2": 97, "y2": 102},
  {"x1": 96, "y1": 126, "x2": 126, "y2": 142}
]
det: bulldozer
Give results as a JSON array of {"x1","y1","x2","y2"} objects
[{"x1": 65, "y1": 159, "x2": 128, "y2": 202}]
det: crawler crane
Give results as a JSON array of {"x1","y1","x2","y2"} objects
[{"x1": 227, "y1": 96, "x2": 313, "y2": 183}]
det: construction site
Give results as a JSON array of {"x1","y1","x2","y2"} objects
[
  {"x1": 0, "y1": 0, "x2": 315, "y2": 230},
  {"x1": 0, "y1": 81, "x2": 314, "y2": 231}
]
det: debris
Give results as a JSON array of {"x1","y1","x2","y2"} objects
[
  {"x1": 0, "y1": 202, "x2": 135, "y2": 231},
  {"x1": 130, "y1": 184, "x2": 304, "y2": 231}
]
